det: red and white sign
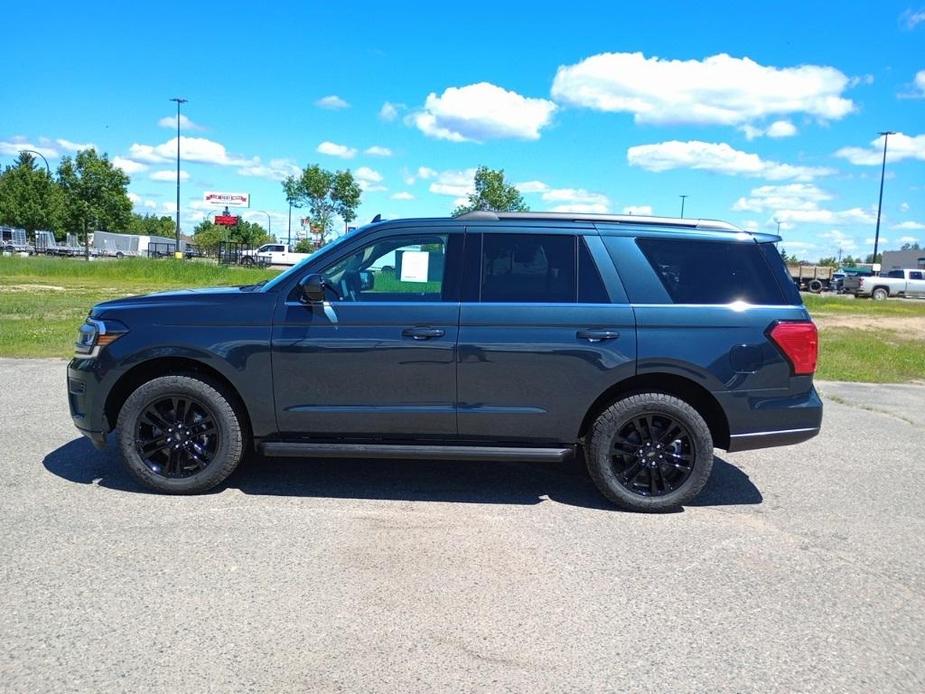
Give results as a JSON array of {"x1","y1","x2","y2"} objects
[
  {"x1": 215, "y1": 215, "x2": 239, "y2": 226},
  {"x1": 203, "y1": 191, "x2": 250, "y2": 208}
]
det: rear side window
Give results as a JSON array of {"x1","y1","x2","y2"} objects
[
  {"x1": 481, "y1": 234, "x2": 576, "y2": 302},
  {"x1": 578, "y1": 237, "x2": 609, "y2": 303},
  {"x1": 636, "y1": 237, "x2": 790, "y2": 305}
]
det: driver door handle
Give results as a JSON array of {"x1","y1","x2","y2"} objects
[
  {"x1": 577, "y1": 329, "x2": 620, "y2": 342},
  {"x1": 402, "y1": 327, "x2": 445, "y2": 340}
]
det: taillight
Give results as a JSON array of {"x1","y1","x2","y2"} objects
[{"x1": 769, "y1": 321, "x2": 818, "y2": 375}]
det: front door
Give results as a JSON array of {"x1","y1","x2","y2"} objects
[{"x1": 272, "y1": 229, "x2": 462, "y2": 439}]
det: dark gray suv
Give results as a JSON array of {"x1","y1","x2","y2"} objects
[{"x1": 68, "y1": 211, "x2": 821, "y2": 511}]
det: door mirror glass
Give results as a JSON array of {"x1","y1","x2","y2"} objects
[
  {"x1": 358, "y1": 270, "x2": 375, "y2": 291},
  {"x1": 299, "y1": 273, "x2": 328, "y2": 303}
]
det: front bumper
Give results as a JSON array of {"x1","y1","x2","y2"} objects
[{"x1": 67, "y1": 358, "x2": 111, "y2": 448}]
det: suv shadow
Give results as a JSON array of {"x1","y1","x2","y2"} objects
[{"x1": 43, "y1": 437, "x2": 762, "y2": 511}]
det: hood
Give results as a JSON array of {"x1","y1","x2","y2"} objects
[{"x1": 89, "y1": 285, "x2": 271, "y2": 321}]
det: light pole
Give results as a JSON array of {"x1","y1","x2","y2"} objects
[
  {"x1": 19, "y1": 149, "x2": 51, "y2": 176},
  {"x1": 247, "y1": 210, "x2": 272, "y2": 239},
  {"x1": 679, "y1": 194, "x2": 688, "y2": 218},
  {"x1": 169, "y1": 97, "x2": 188, "y2": 257},
  {"x1": 774, "y1": 218, "x2": 782, "y2": 234},
  {"x1": 872, "y1": 131, "x2": 895, "y2": 264}
]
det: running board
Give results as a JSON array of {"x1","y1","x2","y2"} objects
[{"x1": 258, "y1": 442, "x2": 573, "y2": 463}]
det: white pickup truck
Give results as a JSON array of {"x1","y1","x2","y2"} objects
[
  {"x1": 240, "y1": 243, "x2": 310, "y2": 267},
  {"x1": 848, "y1": 268, "x2": 925, "y2": 300}
]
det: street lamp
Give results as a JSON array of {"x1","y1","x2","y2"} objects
[
  {"x1": 679, "y1": 194, "x2": 688, "y2": 218},
  {"x1": 246, "y1": 210, "x2": 272, "y2": 238},
  {"x1": 19, "y1": 149, "x2": 51, "y2": 176},
  {"x1": 872, "y1": 131, "x2": 895, "y2": 264},
  {"x1": 169, "y1": 97, "x2": 188, "y2": 257}
]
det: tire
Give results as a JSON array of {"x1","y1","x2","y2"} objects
[
  {"x1": 808, "y1": 279, "x2": 824, "y2": 293},
  {"x1": 116, "y1": 252, "x2": 124, "y2": 259},
  {"x1": 241, "y1": 256, "x2": 254, "y2": 266},
  {"x1": 872, "y1": 287, "x2": 889, "y2": 301},
  {"x1": 585, "y1": 393, "x2": 714, "y2": 512},
  {"x1": 116, "y1": 375, "x2": 246, "y2": 494}
]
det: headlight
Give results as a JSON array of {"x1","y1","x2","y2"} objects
[{"x1": 75, "y1": 318, "x2": 128, "y2": 357}]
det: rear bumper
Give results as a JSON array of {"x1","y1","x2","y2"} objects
[
  {"x1": 719, "y1": 384, "x2": 823, "y2": 452},
  {"x1": 726, "y1": 425, "x2": 820, "y2": 452}
]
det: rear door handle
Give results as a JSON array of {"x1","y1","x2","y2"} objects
[
  {"x1": 577, "y1": 329, "x2": 620, "y2": 342},
  {"x1": 402, "y1": 327, "x2": 445, "y2": 340}
]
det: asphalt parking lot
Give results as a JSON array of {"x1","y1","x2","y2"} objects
[{"x1": 1, "y1": 359, "x2": 923, "y2": 693}]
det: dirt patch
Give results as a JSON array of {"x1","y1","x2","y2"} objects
[
  {"x1": 0, "y1": 284, "x2": 66, "y2": 292},
  {"x1": 814, "y1": 314, "x2": 925, "y2": 339}
]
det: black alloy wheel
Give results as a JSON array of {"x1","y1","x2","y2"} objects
[
  {"x1": 610, "y1": 413, "x2": 695, "y2": 497},
  {"x1": 134, "y1": 395, "x2": 219, "y2": 478}
]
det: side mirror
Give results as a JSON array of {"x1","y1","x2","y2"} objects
[
  {"x1": 358, "y1": 270, "x2": 375, "y2": 291},
  {"x1": 299, "y1": 273, "x2": 328, "y2": 303}
]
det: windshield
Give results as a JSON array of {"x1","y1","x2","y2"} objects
[{"x1": 260, "y1": 230, "x2": 360, "y2": 291}]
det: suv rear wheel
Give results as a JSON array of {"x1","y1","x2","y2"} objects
[
  {"x1": 586, "y1": 393, "x2": 714, "y2": 512},
  {"x1": 116, "y1": 375, "x2": 245, "y2": 494}
]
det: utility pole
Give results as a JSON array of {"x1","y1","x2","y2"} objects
[
  {"x1": 679, "y1": 195, "x2": 688, "y2": 218},
  {"x1": 169, "y1": 97, "x2": 188, "y2": 258},
  {"x1": 774, "y1": 218, "x2": 782, "y2": 234},
  {"x1": 872, "y1": 131, "x2": 895, "y2": 264},
  {"x1": 287, "y1": 203, "x2": 292, "y2": 247}
]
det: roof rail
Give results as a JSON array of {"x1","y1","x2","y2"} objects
[{"x1": 455, "y1": 210, "x2": 743, "y2": 232}]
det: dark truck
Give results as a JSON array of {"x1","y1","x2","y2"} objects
[{"x1": 68, "y1": 212, "x2": 822, "y2": 512}]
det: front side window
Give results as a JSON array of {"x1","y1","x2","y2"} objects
[
  {"x1": 319, "y1": 234, "x2": 448, "y2": 302},
  {"x1": 480, "y1": 233, "x2": 576, "y2": 303}
]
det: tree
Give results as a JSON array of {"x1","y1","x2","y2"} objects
[
  {"x1": 817, "y1": 256, "x2": 838, "y2": 268},
  {"x1": 900, "y1": 241, "x2": 922, "y2": 251},
  {"x1": 452, "y1": 166, "x2": 528, "y2": 216},
  {"x1": 192, "y1": 219, "x2": 271, "y2": 254},
  {"x1": 128, "y1": 213, "x2": 175, "y2": 237},
  {"x1": 286, "y1": 164, "x2": 361, "y2": 246},
  {"x1": 0, "y1": 152, "x2": 64, "y2": 236},
  {"x1": 865, "y1": 252, "x2": 882, "y2": 264},
  {"x1": 57, "y1": 149, "x2": 132, "y2": 234}
]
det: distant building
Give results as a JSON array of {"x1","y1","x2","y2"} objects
[{"x1": 882, "y1": 249, "x2": 925, "y2": 271}]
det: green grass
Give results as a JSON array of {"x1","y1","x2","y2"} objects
[
  {"x1": 0, "y1": 256, "x2": 277, "y2": 358},
  {"x1": 803, "y1": 293, "x2": 925, "y2": 317},
  {"x1": 816, "y1": 328, "x2": 925, "y2": 382}
]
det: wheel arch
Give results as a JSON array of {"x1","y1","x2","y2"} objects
[
  {"x1": 578, "y1": 373, "x2": 730, "y2": 449},
  {"x1": 104, "y1": 356, "x2": 253, "y2": 440}
]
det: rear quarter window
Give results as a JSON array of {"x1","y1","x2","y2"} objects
[{"x1": 636, "y1": 237, "x2": 794, "y2": 305}]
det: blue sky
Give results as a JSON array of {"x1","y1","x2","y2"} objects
[{"x1": 2, "y1": 1, "x2": 924, "y2": 259}]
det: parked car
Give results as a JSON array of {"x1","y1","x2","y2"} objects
[
  {"x1": 847, "y1": 268, "x2": 925, "y2": 300},
  {"x1": 240, "y1": 243, "x2": 310, "y2": 267},
  {"x1": 67, "y1": 211, "x2": 822, "y2": 511}
]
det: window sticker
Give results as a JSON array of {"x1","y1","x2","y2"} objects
[{"x1": 400, "y1": 250, "x2": 430, "y2": 282}]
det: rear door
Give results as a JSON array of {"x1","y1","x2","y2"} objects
[
  {"x1": 456, "y1": 228, "x2": 636, "y2": 445},
  {"x1": 908, "y1": 270, "x2": 925, "y2": 297}
]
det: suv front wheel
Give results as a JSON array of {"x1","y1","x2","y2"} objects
[
  {"x1": 586, "y1": 393, "x2": 714, "y2": 511},
  {"x1": 116, "y1": 375, "x2": 245, "y2": 494}
]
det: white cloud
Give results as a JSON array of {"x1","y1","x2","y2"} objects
[
  {"x1": 143, "y1": 199, "x2": 157, "y2": 209},
  {"x1": 820, "y1": 229, "x2": 857, "y2": 251},
  {"x1": 111, "y1": 156, "x2": 148, "y2": 174},
  {"x1": 898, "y1": 70, "x2": 925, "y2": 98},
  {"x1": 739, "y1": 120, "x2": 798, "y2": 140},
  {"x1": 402, "y1": 166, "x2": 438, "y2": 187},
  {"x1": 316, "y1": 95, "x2": 350, "y2": 110},
  {"x1": 898, "y1": 235, "x2": 921, "y2": 244},
  {"x1": 428, "y1": 168, "x2": 477, "y2": 197},
  {"x1": 417, "y1": 166, "x2": 437, "y2": 179},
  {"x1": 622, "y1": 205, "x2": 653, "y2": 215},
  {"x1": 863, "y1": 236, "x2": 888, "y2": 245},
  {"x1": 390, "y1": 192, "x2": 414, "y2": 200},
  {"x1": 743, "y1": 220, "x2": 760, "y2": 231},
  {"x1": 150, "y1": 169, "x2": 190, "y2": 182},
  {"x1": 354, "y1": 166, "x2": 385, "y2": 191},
  {"x1": 551, "y1": 203, "x2": 610, "y2": 214},
  {"x1": 836, "y1": 132, "x2": 925, "y2": 165},
  {"x1": 412, "y1": 82, "x2": 557, "y2": 142},
  {"x1": 129, "y1": 136, "x2": 253, "y2": 166},
  {"x1": 316, "y1": 141, "x2": 357, "y2": 159},
  {"x1": 127, "y1": 192, "x2": 140, "y2": 204},
  {"x1": 894, "y1": 220, "x2": 925, "y2": 229},
  {"x1": 236, "y1": 158, "x2": 301, "y2": 181},
  {"x1": 158, "y1": 114, "x2": 203, "y2": 131},
  {"x1": 364, "y1": 145, "x2": 392, "y2": 157},
  {"x1": 733, "y1": 183, "x2": 875, "y2": 228},
  {"x1": 56, "y1": 138, "x2": 96, "y2": 151},
  {"x1": 0, "y1": 139, "x2": 58, "y2": 158},
  {"x1": 628, "y1": 140, "x2": 833, "y2": 181},
  {"x1": 515, "y1": 180, "x2": 551, "y2": 193},
  {"x1": 379, "y1": 102, "x2": 403, "y2": 121},
  {"x1": 901, "y1": 8, "x2": 925, "y2": 29},
  {"x1": 551, "y1": 52, "x2": 855, "y2": 126},
  {"x1": 900, "y1": 202, "x2": 911, "y2": 212}
]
